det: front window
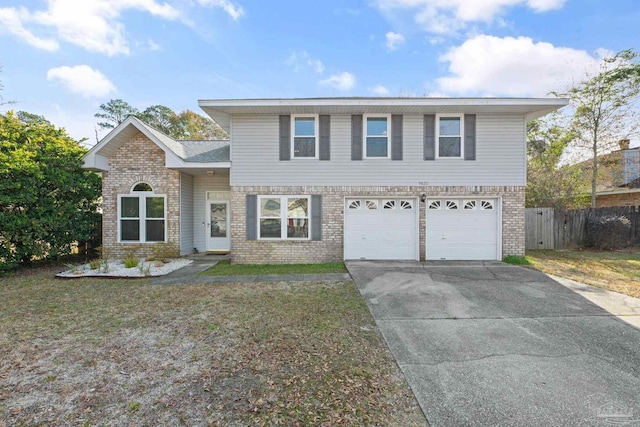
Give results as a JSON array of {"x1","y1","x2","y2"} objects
[
  {"x1": 437, "y1": 115, "x2": 463, "y2": 158},
  {"x1": 292, "y1": 115, "x2": 317, "y2": 158},
  {"x1": 259, "y1": 196, "x2": 310, "y2": 240},
  {"x1": 118, "y1": 184, "x2": 166, "y2": 242},
  {"x1": 364, "y1": 115, "x2": 390, "y2": 158}
]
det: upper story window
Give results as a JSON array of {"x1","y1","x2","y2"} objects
[
  {"x1": 119, "y1": 183, "x2": 166, "y2": 243},
  {"x1": 364, "y1": 115, "x2": 390, "y2": 158},
  {"x1": 436, "y1": 114, "x2": 464, "y2": 158},
  {"x1": 258, "y1": 195, "x2": 310, "y2": 240},
  {"x1": 292, "y1": 115, "x2": 318, "y2": 158}
]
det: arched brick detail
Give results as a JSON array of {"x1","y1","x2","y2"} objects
[{"x1": 101, "y1": 133, "x2": 181, "y2": 258}]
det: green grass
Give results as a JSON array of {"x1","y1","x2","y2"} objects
[
  {"x1": 526, "y1": 249, "x2": 640, "y2": 298},
  {"x1": 200, "y1": 260, "x2": 348, "y2": 276},
  {"x1": 503, "y1": 255, "x2": 533, "y2": 265}
]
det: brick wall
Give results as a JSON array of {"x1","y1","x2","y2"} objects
[
  {"x1": 102, "y1": 133, "x2": 181, "y2": 259},
  {"x1": 596, "y1": 192, "x2": 640, "y2": 208},
  {"x1": 230, "y1": 186, "x2": 525, "y2": 264}
]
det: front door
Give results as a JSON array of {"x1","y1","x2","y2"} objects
[{"x1": 206, "y1": 200, "x2": 230, "y2": 252}]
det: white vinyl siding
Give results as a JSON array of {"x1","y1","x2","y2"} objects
[
  {"x1": 230, "y1": 114, "x2": 526, "y2": 186},
  {"x1": 193, "y1": 172, "x2": 231, "y2": 252},
  {"x1": 180, "y1": 173, "x2": 194, "y2": 256}
]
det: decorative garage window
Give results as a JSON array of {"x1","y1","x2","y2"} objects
[
  {"x1": 464, "y1": 200, "x2": 477, "y2": 210},
  {"x1": 259, "y1": 196, "x2": 310, "y2": 240},
  {"x1": 445, "y1": 200, "x2": 459, "y2": 210},
  {"x1": 383, "y1": 200, "x2": 396, "y2": 210},
  {"x1": 400, "y1": 200, "x2": 413, "y2": 210},
  {"x1": 366, "y1": 200, "x2": 379, "y2": 210},
  {"x1": 118, "y1": 183, "x2": 166, "y2": 243},
  {"x1": 481, "y1": 200, "x2": 495, "y2": 210},
  {"x1": 428, "y1": 200, "x2": 441, "y2": 210},
  {"x1": 348, "y1": 200, "x2": 361, "y2": 210}
]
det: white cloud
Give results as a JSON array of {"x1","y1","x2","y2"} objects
[
  {"x1": 195, "y1": 0, "x2": 244, "y2": 20},
  {"x1": 286, "y1": 51, "x2": 325, "y2": 74},
  {"x1": 0, "y1": 7, "x2": 59, "y2": 51},
  {"x1": 47, "y1": 65, "x2": 117, "y2": 98},
  {"x1": 435, "y1": 35, "x2": 602, "y2": 96},
  {"x1": 147, "y1": 38, "x2": 161, "y2": 51},
  {"x1": 385, "y1": 31, "x2": 405, "y2": 50},
  {"x1": 374, "y1": 0, "x2": 567, "y2": 35},
  {"x1": 0, "y1": 0, "x2": 244, "y2": 56},
  {"x1": 371, "y1": 84, "x2": 390, "y2": 95},
  {"x1": 319, "y1": 72, "x2": 356, "y2": 91}
]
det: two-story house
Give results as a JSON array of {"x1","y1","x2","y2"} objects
[{"x1": 82, "y1": 97, "x2": 568, "y2": 263}]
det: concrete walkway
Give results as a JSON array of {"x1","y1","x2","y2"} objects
[
  {"x1": 149, "y1": 255, "x2": 351, "y2": 285},
  {"x1": 347, "y1": 260, "x2": 640, "y2": 427}
]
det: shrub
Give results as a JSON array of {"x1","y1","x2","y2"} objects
[
  {"x1": 585, "y1": 215, "x2": 631, "y2": 250},
  {"x1": 150, "y1": 243, "x2": 179, "y2": 263},
  {"x1": 122, "y1": 246, "x2": 140, "y2": 268},
  {"x1": 89, "y1": 259, "x2": 101, "y2": 270}
]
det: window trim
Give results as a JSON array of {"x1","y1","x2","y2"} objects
[
  {"x1": 117, "y1": 190, "x2": 167, "y2": 243},
  {"x1": 435, "y1": 113, "x2": 464, "y2": 159},
  {"x1": 257, "y1": 195, "x2": 311, "y2": 241},
  {"x1": 291, "y1": 114, "x2": 319, "y2": 159},
  {"x1": 363, "y1": 114, "x2": 391, "y2": 159}
]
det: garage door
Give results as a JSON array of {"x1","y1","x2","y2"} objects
[
  {"x1": 344, "y1": 198, "x2": 418, "y2": 260},
  {"x1": 426, "y1": 198, "x2": 500, "y2": 260}
]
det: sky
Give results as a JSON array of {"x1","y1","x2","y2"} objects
[{"x1": 0, "y1": 0, "x2": 638, "y2": 145}]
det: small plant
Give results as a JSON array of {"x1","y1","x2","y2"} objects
[
  {"x1": 138, "y1": 262, "x2": 152, "y2": 276},
  {"x1": 503, "y1": 255, "x2": 532, "y2": 265},
  {"x1": 89, "y1": 259, "x2": 101, "y2": 270},
  {"x1": 128, "y1": 401, "x2": 141, "y2": 413},
  {"x1": 150, "y1": 243, "x2": 179, "y2": 263},
  {"x1": 123, "y1": 246, "x2": 140, "y2": 268},
  {"x1": 209, "y1": 324, "x2": 219, "y2": 331},
  {"x1": 98, "y1": 247, "x2": 111, "y2": 273}
]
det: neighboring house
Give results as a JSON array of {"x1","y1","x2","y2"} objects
[
  {"x1": 575, "y1": 139, "x2": 640, "y2": 207},
  {"x1": 82, "y1": 97, "x2": 567, "y2": 263}
]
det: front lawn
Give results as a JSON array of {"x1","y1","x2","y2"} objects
[
  {"x1": 0, "y1": 266, "x2": 424, "y2": 426},
  {"x1": 526, "y1": 250, "x2": 640, "y2": 298},
  {"x1": 200, "y1": 260, "x2": 348, "y2": 276}
]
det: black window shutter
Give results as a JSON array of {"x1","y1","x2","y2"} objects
[
  {"x1": 319, "y1": 115, "x2": 330, "y2": 160},
  {"x1": 311, "y1": 195, "x2": 322, "y2": 240},
  {"x1": 464, "y1": 114, "x2": 476, "y2": 161},
  {"x1": 246, "y1": 195, "x2": 257, "y2": 240},
  {"x1": 351, "y1": 115, "x2": 363, "y2": 161},
  {"x1": 391, "y1": 114, "x2": 403, "y2": 160},
  {"x1": 279, "y1": 115, "x2": 291, "y2": 161},
  {"x1": 424, "y1": 114, "x2": 435, "y2": 161}
]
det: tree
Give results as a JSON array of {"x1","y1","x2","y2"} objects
[
  {"x1": 0, "y1": 111, "x2": 101, "y2": 271},
  {"x1": 94, "y1": 100, "x2": 228, "y2": 139},
  {"x1": 171, "y1": 109, "x2": 228, "y2": 140},
  {"x1": 526, "y1": 115, "x2": 587, "y2": 209},
  {"x1": 95, "y1": 99, "x2": 139, "y2": 130},
  {"x1": 556, "y1": 49, "x2": 640, "y2": 207},
  {"x1": 138, "y1": 105, "x2": 177, "y2": 135}
]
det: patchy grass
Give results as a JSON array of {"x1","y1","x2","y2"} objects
[
  {"x1": 0, "y1": 265, "x2": 424, "y2": 426},
  {"x1": 526, "y1": 250, "x2": 640, "y2": 298},
  {"x1": 503, "y1": 255, "x2": 533, "y2": 265},
  {"x1": 200, "y1": 260, "x2": 348, "y2": 276}
]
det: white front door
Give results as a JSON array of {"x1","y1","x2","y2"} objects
[{"x1": 206, "y1": 200, "x2": 230, "y2": 252}]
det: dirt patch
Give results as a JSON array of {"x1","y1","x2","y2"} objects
[{"x1": 0, "y1": 272, "x2": 425, "y2": 426}]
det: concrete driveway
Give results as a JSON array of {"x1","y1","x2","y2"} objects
[{"x1": 346, "y1": 261, "x2": 640, "y2": 427}]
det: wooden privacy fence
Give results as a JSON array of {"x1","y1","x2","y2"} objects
[{"x1": 525, "y1": 206, "x2": 640, "y2": 250}]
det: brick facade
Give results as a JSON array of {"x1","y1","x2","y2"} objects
[
  {"x1": 230, "y1": 185, "x2": 525, "y2": 264},
  {"x1": 596, "y1": 192, "x2": 640, "y2": 208},
  {"x1": 102, "y1": 133, "x2": 181, "y2": 259}
]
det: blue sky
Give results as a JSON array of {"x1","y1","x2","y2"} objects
[{"x1": 0, "y1": 0, "x2": 638, "y2": 144}]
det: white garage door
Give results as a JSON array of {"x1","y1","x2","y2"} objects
[
  {"x1": 344, "y1": 198, "x2": 418, "y2": 260},
  {"x1": 426, "y1": 199, "x2": 500, "y2": 260}
]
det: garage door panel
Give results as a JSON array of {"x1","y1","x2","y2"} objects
[
  {"x1": 344, "y1": 199, "x2": 417, "y2": 260},
  {"x1": 426, "y1": 198, "x2": 499, "y2": 261}
]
